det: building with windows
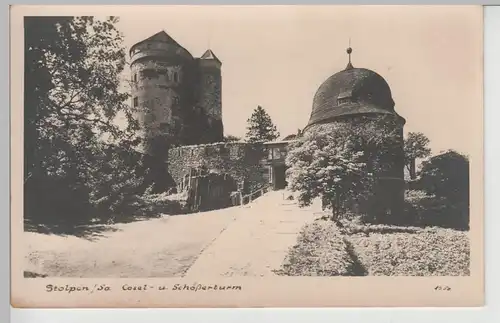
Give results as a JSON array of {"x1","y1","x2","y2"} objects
[
  {"x1": 303, "y1": 47, "x2": 406, "y2": 218},
  {"x1": 130, "y1": 31, "x2": 223, "y2": 157},
  {"x1": 132, "y1": 33, "x2": 405, "y2": 216}
]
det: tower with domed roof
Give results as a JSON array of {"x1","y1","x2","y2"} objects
[{"x1": 304, "y1": 47, "x2": 406, "y2": 219}]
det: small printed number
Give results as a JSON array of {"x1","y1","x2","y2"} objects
[{"x1": 434, "y1": 285, "x2": 451, "y2": 291}]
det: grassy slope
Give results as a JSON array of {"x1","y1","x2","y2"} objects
[
  {"x1": 275, "y1": 221, "x2": 356, "y2": 276},
  {"x1": 278, "y1": 219, "x2": 470, "y2": 276}
]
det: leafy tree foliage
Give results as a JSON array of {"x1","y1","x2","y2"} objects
[
  {"x1": 404, "y1": 132, "x2": 431, "y2": 180},
  {"x1": 24, "y1": 16, "x2": 144, "y2": 227},
  {"x1": 416, "y1": 150, "x2": 469, "y2": 229},
  {"x1": 286, "y1": 128, "x2": 373, "y2": 221},
  {"x1": 403, "y1": 190, "x2": 447, "y2": 226},
  {"x1": 223, "y1": 134, "x2": 241, "y2": 142},
  {"x1": 286, "y1": 116, "x2": 402, "y2": 221},
  {"x1": 245, "y1": 106, "x2": 280, "y2": 142}
]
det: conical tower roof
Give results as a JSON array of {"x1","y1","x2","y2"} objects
[
  {"x1": 200, "y1": 49, "x2": 221, "y2": 64},
  {"x1": 129, "y1": 30, "x2": 192, "y2": 58},
  {"x1": 144, "y1": 31, "x2": 182, "y2": 46}
]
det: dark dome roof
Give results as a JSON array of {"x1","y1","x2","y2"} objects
[{"x1": 307, "y1": 67, "x2": 397, "y2": 128}]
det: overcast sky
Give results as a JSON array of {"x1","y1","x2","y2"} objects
[{"x1": 107, "y1": 5, "x2": 483, "y2": 155}]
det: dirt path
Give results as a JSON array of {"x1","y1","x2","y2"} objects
[
  {"x1": 24, "y1": 190, "x2": 321, "y2": 278},
  {"x1": 185, "y1": 191, "x2": 322, "y2": 277},
  {"x1": 25, "y1": 207, "x2": 241, "y2": 278}
]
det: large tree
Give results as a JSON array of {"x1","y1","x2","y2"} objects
[
  {"x1": 24, "y1": 16, "x2": 143, "y2": 226},
  {"x1": 404, "y1": 132, "x2": 431, "y2": 180},
  {"x1": 286, "y1": 116, "x2": 401, "y2": 221},
  {"x1": 245, "y1": 106, "x2": 280, "y2": 142}
]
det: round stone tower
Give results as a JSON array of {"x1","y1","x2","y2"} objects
[
  {"x1": 194, "y1": 49, "x2": 223, "y2": 143},
  {"x1": 304, "y1": 48, "x2": 406, "y2": 221},
  {"x1": 129, "y1": 31, "x2": 195, "y2": 155}
]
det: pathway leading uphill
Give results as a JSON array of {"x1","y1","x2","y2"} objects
[
  {"x1": 24, "y1": 190, "x2": 321, "y2": 278},
  {"x1": 185, "y1": 190, "x2": 322, "y2": 277}
]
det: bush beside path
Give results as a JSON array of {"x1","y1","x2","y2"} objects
[{"x1": 277, "y1": 217, "x2": 470, "y2": 277}]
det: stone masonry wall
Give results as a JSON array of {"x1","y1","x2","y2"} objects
[{"x1": 168, "y1": 142, "x2": 269, "y2": 194}]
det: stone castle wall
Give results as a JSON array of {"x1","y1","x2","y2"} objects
[{"x1": 168, "y1": 142, "x2": 270, "y2": 194}]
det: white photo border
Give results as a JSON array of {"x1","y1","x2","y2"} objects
[{"x1": 4, "y1": 2, "x2": 500, "y2": 322}]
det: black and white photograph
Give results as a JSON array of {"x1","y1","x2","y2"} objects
[{"x1": 10, "y1": 5, "x2": 484, "y2": 308}]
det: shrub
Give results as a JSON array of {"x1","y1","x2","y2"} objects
[
  {"x1": 275, "y1": 221, "x2": 356, "y2": 276},
  {"x1": 24, "y1": 173, "x2": 94, "y2": 226},
  {"x1": 404, "y1": 189, "x2": 468, "y2": 230},
  {"x1": 348, "y1": 228, "x2": 470, "y2": 276},
  {"x1": 404, "y1": 190, "x2": 444, "y2": 226},
  {"x1": 416, "y1": 150, "x2": 469, "y2": 230},
  {"x1": 134, "y1": 189, "x2": 188, "y2": 216},
  {"x1": 340, "y1": 220, "x2": 423, "y2": 235}
]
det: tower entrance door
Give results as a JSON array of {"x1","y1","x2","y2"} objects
[{"x1": 272, "y1": 165, "x2": 287, "y2": 190}]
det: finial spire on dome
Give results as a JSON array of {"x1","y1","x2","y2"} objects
[{"x1": 345, "y1": 38, "x2": 354, "y2": 70}]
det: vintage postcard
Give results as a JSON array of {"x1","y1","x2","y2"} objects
[{"x1": 10, "y1": 5, "x2": 484, "y2": 308}]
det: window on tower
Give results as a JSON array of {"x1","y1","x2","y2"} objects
[
  {"x1": 337, "y1": 98, "x2": 350, "y2": 105},
  {"x1": 173, "y1": 72, "x2": 179, "y2": 82},
  {"x1": 133, "y1": 74, "x2": 137, "y2": 82},
  {"x1": 133, "y1": 97, "x2": 138, "y2": 107},
  {"x1": 337, "y1": 91, "x2": 353, "y2": 106}
]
